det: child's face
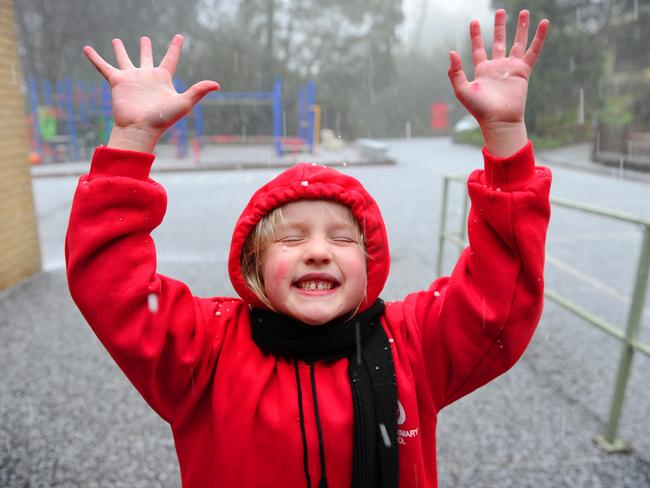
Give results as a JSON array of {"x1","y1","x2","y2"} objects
[{"x1": 261, "y1": 200, "x2": 367, "y2": 325}]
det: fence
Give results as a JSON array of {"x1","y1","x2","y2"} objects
[{"x1": 436, "y1": 173, "x2": 650, "y2": 452}]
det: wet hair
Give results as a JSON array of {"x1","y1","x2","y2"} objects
[{"x1": 240, "y1": 200, "x2": 366, "y2": 311}]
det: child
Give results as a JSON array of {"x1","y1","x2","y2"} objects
[{"x1": 66, "y1": 9, "x2": 551, "y2": 488}]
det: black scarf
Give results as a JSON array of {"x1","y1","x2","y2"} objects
[{"x1": 250, "y1": 299, "x2": 398, "y2": 488}]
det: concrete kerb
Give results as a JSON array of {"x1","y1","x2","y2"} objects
[
  {"x1": 30, "y1": 142, "x2": 396, "y2": 178},
  {"x1": 30, "y1": 158, "x2": 395, "y2": 178}
]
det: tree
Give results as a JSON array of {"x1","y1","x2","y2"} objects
[
  {"x1": 491, "y1": 0, "x2": 608, "y2": 139},
  {"x1": 14, "y1": 0, "x2": 204, "y2": 82},
  {"x1": 14, "y1": 0, "x2": 407, "y2": 139},
  {"x1": 193, "y1": 0, "x2": 404, "y2": 137}
]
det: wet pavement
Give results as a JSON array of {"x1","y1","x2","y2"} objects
[{"x1": 2, "y1": 137, "x2": 649, "y2": 487}]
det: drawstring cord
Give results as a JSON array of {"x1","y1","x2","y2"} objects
[
  {"x1": 310, "y1": 363, "x2": 328, "y2": 488},
  {"x1": 294, "y1": 360, "x2": 329, "y2": 488},
  {"x1": 294, "y1": 360, "x2": 311, "y2": 488}
]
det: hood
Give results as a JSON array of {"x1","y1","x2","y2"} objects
[{"x1": 228, "y1": 163, "x2": 390, "y2": 312}]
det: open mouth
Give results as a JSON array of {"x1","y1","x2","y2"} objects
[
  {"x1": 292, "y1": 272, "x2": 341, "y2": 294},
  {"x1": 293, "y1": 280, "x2": 338, "y2": 291}
]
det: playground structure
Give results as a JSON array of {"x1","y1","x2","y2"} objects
[{"x1": 26, "y1": 76, "x2": 319, "y2": 163}]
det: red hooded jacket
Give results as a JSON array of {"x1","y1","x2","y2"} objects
[{"x1": 65, "y1": 141, "x2": 551, "y2": 487}]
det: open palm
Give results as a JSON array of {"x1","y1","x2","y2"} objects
[
  {"x1": 448, "y1": 10, "x2": 549, "y2": 127},
  {"x1": 83, "y1": 35, "x2": 219, "y2": 134}
]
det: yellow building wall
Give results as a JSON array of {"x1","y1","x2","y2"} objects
[{"x1": 0, "y1": 0, "x2": 41, "y2": 290}]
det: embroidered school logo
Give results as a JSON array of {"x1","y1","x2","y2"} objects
[
  {"x1": 396, "y1": 399, "x2": 406, "y2": 425},
  {"x1": 396, "y1": 399, "x2": 419, "y2": 445}
]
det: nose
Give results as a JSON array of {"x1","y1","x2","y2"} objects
[{"x1": 303, "y1": 236, "x2": 332, "y2": 265}]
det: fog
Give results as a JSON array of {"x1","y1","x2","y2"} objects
[{"x1": 401, "y1": 0, "x2": 494, "y2": 52}]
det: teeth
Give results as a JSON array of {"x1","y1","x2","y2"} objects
[{"x1": 298, "y1": 281, "x2": 334, "y2": 291}]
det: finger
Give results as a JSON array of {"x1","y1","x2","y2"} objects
[
  {"x1": 160, "y1": 34, "x2": 184, "y2": 74},
  {"x1": 470, "y1": 20, "x2": 488, "y2": 68},
  {"x1": 447, "y1": 51, "x2": 468, "y2": 94},
  {"x1": 491, "y1": 9, "x2": 507, "y2": 59},
  {"x1": 140, "y1": 36, "x2": 154, "y2": 68},
  {"x1": 111, "y1": 38, "x2": 135, "y2": 70},
  {"x1": 523, "y1": 19, "x2": 550, "y2": 68},
  {"x1": 181, "y1": 80, "x2": 221, "y2": 108},
  {"x1": 82, "y1": 46, "x2": 116, "y2": 80},
  {"x1": 509, "y1": 10, "x2": 530, "y2": 58}
]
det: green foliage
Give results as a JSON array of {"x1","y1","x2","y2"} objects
[
  {"x1": 597, "y1": 96, "x2": 634, "y2": 128},
  {"x1": 453, "y1": 128, "x2": 484, "y2": 146}
]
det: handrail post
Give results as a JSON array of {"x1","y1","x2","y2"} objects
[
  {"x1": 595, "y1": 224, "x2": 650, "y2": 452},
  {"x1": 458, "y1": 186, "x2": 470, "y2": 243},
  {"x1": 436, "y1": 176, "x2": 451, "y2": 277},
  {"x1": 438, "y1": 174, "x2": 650, "y2": 453}
]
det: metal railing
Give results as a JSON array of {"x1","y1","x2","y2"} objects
[{"x1": 436, "y1": 174, "x2": 650, "y2": 452}]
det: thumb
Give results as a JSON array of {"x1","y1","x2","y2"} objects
[{"x1": 182, "y1": 80, "x2": 220, "y2": 107}]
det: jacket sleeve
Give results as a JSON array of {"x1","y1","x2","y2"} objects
[
  {"x1": 65, "y1": 146, "x2": 222, "y2": 423},
  {"x1": 402, "y1": 141, "x2": 551, "y2": 410}
]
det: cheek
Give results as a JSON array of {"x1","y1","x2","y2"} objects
[
  {"x1": 263, "y1": 253, "x2": 291, "y2": 286},
  {"x1": 343, "y1": 250, "x2": 367, "y2": 286},
  {"x1": 273, "y1": 260, "x2": 289, "y2": 283}
]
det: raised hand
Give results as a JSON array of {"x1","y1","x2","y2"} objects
[
  {"x1": 448, "y1": 10, "x2": 549, "y2": 156},
  {"x1": 83, "y1": 35, "x2": 220, "y2": 152}
]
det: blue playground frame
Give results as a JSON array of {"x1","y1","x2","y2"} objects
[{"x1": 27, "y1": 76, "x2": 316, "y2": 161}]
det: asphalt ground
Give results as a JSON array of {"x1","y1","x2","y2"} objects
[{"x1": 2, "y1": 137, "x2": 649, "y2": 487}]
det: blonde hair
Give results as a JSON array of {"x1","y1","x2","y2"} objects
[{"x1": 240, "y1": 201, "x2": 366, "y2": 311}]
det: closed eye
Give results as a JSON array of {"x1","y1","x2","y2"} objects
[
  {"x1": 331, "y1": 237, "x2": 356, "y2": 244},
  {"x1": 277, "y1": 235, "x2": 304, "y2": 243}
]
